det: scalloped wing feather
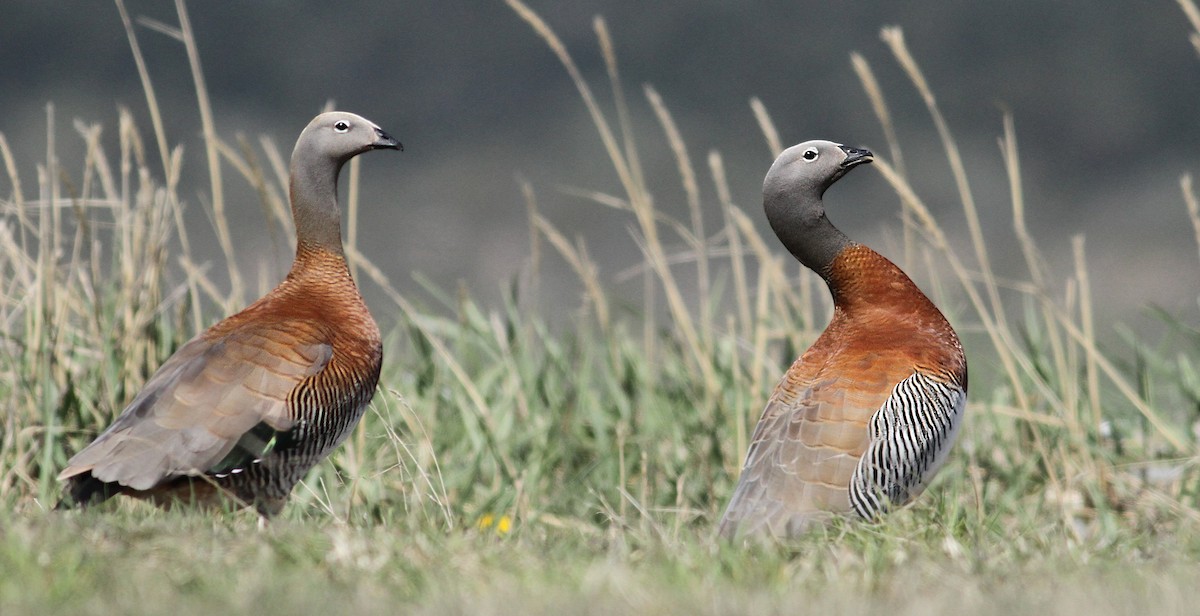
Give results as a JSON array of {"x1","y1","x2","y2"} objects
[
  {"x1": 58, "y1": 323, "x2": 331, "y2": 491},
  {"x1": 718, "y1": 351, "x2": 916, "y2": 538}
]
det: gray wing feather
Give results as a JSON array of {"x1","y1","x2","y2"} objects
[
  {"x1": 718, "y1": 378, "x2": 849, "y2": 538},
  {"x1": 59, "y1": 325, "x2": 331, "y2": 490}
]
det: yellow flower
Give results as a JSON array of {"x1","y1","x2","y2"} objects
[{"x1": 476, "y1": 513, "x2": 513, "y2": 535}]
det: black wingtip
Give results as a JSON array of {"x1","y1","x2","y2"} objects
[{"x1": 56, "y1": 474, "x2": 121, "y2": 510}]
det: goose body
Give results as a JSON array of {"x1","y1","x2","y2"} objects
[
  {"x1": 718, "y1": 141, "x2": 967, "y2": 539},
  {"x1": 58, "y1": 112, "x2": 401, "y2": 517}
]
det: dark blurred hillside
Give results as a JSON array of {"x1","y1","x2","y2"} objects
[{"x1": 2, "y1": 1, "x2": 1198, "y2": 336}]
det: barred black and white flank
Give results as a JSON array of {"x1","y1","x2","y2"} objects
[{"x1": 849, "y1": 371, "x2": 966, "y2": 519}]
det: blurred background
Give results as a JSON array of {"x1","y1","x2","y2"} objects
[{"x1": 2, "y1": 1, "x2": 1198, "y2": 341}]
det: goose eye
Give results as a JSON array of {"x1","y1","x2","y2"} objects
[
  {"x1": 802, "y1": 147, "x2": 819, "y2": 162},
  {"x1": 333, "y1": 121, "x2": 350, "y2": 133}
]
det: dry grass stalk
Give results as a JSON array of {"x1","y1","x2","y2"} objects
[
  {"x1": 173, "y1": 0, "x2": 241, "y2": 306},
  {"x1": 881, "y1": 26, "x2": 1009, "y2": 336},
  {"x1": 507, "y1": 0, "x2": 717, "y2": 393},
  {"x1": 707, "y1": 151, "x2": 748, "y2": 340},
  {"x1": 595, "y1": 17, "x2": 645, "y2": 196},
  {"x1": 1178, "y1": 0, "x2": 1200, "y2": 57},
  {"x1": 115, "y1": 0, "x2": 172, "y2": 179},
  {"x1": 748, "y1": 97, "x2": 782, "y2": 157},
  {"x1": 1182, "y1": 174, "x2": 1200, "y2": 267},
  {"x1": 646, "y1": 86, "x2": 710, "y2": 344},
  {"x1": 850, "y1": 51, "x2": 913, "y2": 267},
  {"x1": 532, "y1": 212, "x2": 611, "y2": 332},
  {"x1": 1071, "y1": 237, "x2": 1103, "y2": 442}
]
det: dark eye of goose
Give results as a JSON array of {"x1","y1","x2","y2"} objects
[
  {"x1": 334, "y1": 121, "x2": 350, "y2": 133},
  {"x1": 802, "y1": 147, "x2": 819, "y2": 161}
]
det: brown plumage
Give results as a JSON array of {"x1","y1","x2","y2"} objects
[
  {"x1": 58, "y1": 112, "x2": 401, "y2": 517},
  {"x1": 718, "y1": 141, "x2": 967, "y2": 539}
]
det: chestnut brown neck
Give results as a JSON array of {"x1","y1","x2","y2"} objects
[{"x1": 825, "y1": 245, "x2": 943, "y2": 319}]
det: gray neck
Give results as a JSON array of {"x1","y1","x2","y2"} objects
[
  {"x1": 289, "y1": 147, "x2": 346, "y2": 255},
  {"x1": 763, "y1": 189, "x2": 851, "y2": 280}
]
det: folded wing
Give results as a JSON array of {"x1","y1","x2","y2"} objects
[{"x1": 58, "y1": 322, "x2": 332, "y2": 491}]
